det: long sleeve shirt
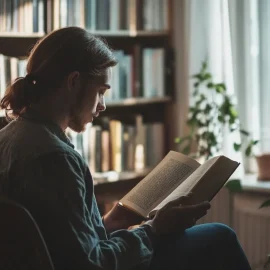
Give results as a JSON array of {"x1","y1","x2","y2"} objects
[{"x1": 0, "y1": 109, "x2": 154, "y2": 270}]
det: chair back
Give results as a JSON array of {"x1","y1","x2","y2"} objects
[{"x1": 0, "y1": 196, "x2": 54, "y2": 270}]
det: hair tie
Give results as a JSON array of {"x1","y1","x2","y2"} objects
[{"x1": 24, "y1": 74, "x2": 37, "y2": 85}]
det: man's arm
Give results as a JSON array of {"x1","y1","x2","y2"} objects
[{"x1": 24, "y1": 151, "x2": 154, "y2": 270}]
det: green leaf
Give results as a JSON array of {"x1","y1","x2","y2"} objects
[
  {"x1": 202, "y1": 61, "x2": 207, "y2": 71},
  {"x1": 218, "y1": 115, "x2": 225, "y2": 123},
  {"x1": 182, "y1": 145, "x2": 191, "y2": 155},
  {"x1": 207, "y1": 82, "x2": 214, "y2": 88},
  {"x1": 204, "y1": 73, "x2": 212, "y2": 80},
  {"x1": 240, "y1": 129, "x2": 250, "y2": 136},
  {"x1": 215, "y1": 85, "x2": 225, "y2": 93},
  {"x1": 229, "y1": 107, "x2": 238, "y2": 118},
  {"x1": 218, "y1": 83, "x2": 227, "y2": 91},
  {"x1": 174, "y1": 136, "x2": 192, "y2": 146},
  {"x1": 225, "y1": 179, "x2": 243, "y2": 192},
  {"x1": 245, "y1": 145, "x2": 252, "y2": 156},
  {"x1": 259, "y1": 199, "x2": 270, "y2": 208},
  {"x1": 192, "y1": 73, "x2": 200, "y2": 79},
  {"x1": 233, "y1": 143, "x2": 241, "y2": 151},
  {"x1": 205, "y1": 104, "x2": 212, "y2": 114},
  {"x1": 193, "y1": 82, "x2": 199, "y2": 88},
  {"x1": 192, "y1": 74, "x2": 203, "y2": 81},
  {"x1": 252, "y1": 140, "x2": 259, "y2": 145}
]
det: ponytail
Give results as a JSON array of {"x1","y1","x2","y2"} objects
[{"x1": 0, "y1": 78, "x2": 29, "y2": 119}]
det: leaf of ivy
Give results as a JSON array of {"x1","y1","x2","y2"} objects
[
  {"x1": 245, "y1": 145, "x2": 252, "y2": 156},
  {"x1": 259, "y1": 199, "x2": 270, "y2": 209},
  {"x1": 233, "y1": 143, "x2": 241, "y2": 151},
  {"x1": 225, "y1": 179, "x2": 242, "y2": 192}
]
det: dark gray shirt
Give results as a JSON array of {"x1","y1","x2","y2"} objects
[{"x1": 0, "y1": 110, "x2": 154, "y2": 270}]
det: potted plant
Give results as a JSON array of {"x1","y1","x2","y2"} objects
[
  {"x1": 175, "y1": 60, "x2": 258, "y2": 163},
  {"x1": 175, "y1": 60, "x2": 270, "y2": 269}
]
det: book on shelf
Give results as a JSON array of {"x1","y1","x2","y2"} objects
[
  {"x1": 0, "y1": 0, "x2": 44, "y2": 33},
  {"x1": 66, "y1": 115, "x2": 165, "y2": 176},
  {"x1": 107, "y1": 47, "x2": 168, "y2": 100},
  {"x1": 0, "y1": 0, "x2": 169, "y2": 34},
  {"x1": 0, "y1": 46, "x2": 172, "y2": 100},
  {"x1": 47, "y1": 0, "x2": 169, "y2": 33},
  {"x1": 117, "y1": 150, "x2": 240, "y2": 219},
  {"x1": 0, "y1": 54, "x2": 27, "y2": 99}
]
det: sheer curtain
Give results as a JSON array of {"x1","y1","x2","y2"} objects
[
  {"x1": 229, "y1": 0, "x2": 260, "y2": 173},
  {"x1": 229, "y1": 0, "x2": 270, "y2": 172},
  {"x1": 188, "y1": 0, "x2": 244, "y2": 178}
]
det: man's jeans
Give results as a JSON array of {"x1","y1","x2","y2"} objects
[{"x1": 149, "y1": 223, "x2": 251, "y2": 270}]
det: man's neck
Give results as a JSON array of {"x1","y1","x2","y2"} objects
[{"x1": 29, "y1": 103, "x2": 69, "y2": 131}]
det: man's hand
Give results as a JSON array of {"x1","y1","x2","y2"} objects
[
  {"x1": 102, "y1": 203, "x2": 144, "y2": 233},
  {"x1": 146, "y1": 195, "x2": 211, "y2": 235}
]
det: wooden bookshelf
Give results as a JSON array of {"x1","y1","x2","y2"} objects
[
  {"x1": 0, "y1": 0, "x2": 174, "y2": 208},
  {"x1": 0, "y1": 30, "x2": 170, "y2": 57},
  {"x1": 0, "y1": 32, "x2": 45, "y2": 38},
  {"x1": 0, "y1": 30, "x2": 169, "y2": 39}
]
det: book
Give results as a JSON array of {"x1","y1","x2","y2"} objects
[{"x1": 118, "y1": 150, "x2": 240, "y2": 219}]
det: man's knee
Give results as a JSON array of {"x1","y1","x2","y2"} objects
[{"x1": 209, "y1": 222, "x2": 237, "y2": 241}]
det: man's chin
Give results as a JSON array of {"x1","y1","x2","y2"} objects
[{"x1": 68, "y1": 120, "x2": 85, "y2": 133}]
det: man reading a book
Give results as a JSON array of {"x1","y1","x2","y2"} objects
[{"x1": 0, "y1": 27, "x2": 251, "y2": 270}]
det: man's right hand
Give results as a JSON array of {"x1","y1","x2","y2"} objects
[{"x1": 145, "y1": 195, "x2": 211, "y2": 235}]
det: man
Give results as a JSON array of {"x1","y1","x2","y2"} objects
[{"x1": 0, "y1": 27, "x2": 251, "y2": 269}]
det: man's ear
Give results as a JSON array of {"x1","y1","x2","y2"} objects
[{"x1": 66, "y1": 71, "x2": 80, "y2": 93}]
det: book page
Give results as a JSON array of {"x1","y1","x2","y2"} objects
[
  {"x1": 150, "y1": 156, "x2": 219, "y2": 216},
  {"x1": 190, "y1": 156, "x2": 239, "y2": 203},
  {"x1": 119, "y1": 151, "x2": 200, "y2": 218},
  {"x1": 149, "y1": 156, "x2": 239, "y2": 217}
]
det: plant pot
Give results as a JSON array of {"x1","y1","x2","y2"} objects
[{"x1": 255, "y1": 154, "x2": 270, "y2": 181}]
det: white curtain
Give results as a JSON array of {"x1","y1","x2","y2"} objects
[
  {"x1": 229, "y1": 0, "x2": 270, "y2": 173},
  {"x1": 257, "y1": 0, "x2": 270, "y2": 152},
  {"x1": 228, "y1": 0, "x2": 261, "y2": 173},
  {"x1": 187, "y1": 0, "x2": 244, "y2": 178}
]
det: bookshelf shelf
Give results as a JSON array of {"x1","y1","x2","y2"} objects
[
  {"x1": 0, "y1": 32, "x2": 45, "y2": 38},
  {"x1": 0, "y1": 30, "x2": 169, "y2": 39},
  {"x1": 106, "y1": 96, "x2": 171, "y2": 108},
  {"x1": 93, "y1": 168, "x2": 152, "y2": 186},
  {"x1": 90, "y1": 30, "x2": 170, "y2": 37}
]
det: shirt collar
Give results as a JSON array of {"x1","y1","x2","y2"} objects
[{"x1": 19, "y1": 108, "x2": 74, "y2": 148}]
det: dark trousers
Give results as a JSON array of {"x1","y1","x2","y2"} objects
[{"x1": 149, "y1": 223, "x2": 251, "y2": 270}]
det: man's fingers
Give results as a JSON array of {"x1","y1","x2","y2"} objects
[
  {"x1": 169, "y1": 202, "x2": 210, "y2": 218},
  {"x1": 164, "y1": 193, "x2": 193, "y2": 208},
  {"x1": 181, "y1": 201, "x2": 211, "y2": 212}
]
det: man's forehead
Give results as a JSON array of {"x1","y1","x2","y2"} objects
[{"x1": 97, "y1": 68, "x2": 111, "y2": 83}]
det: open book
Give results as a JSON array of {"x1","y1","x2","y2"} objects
[{"x1": 119, "y1": 151, "x2": 240, "y2": 219}]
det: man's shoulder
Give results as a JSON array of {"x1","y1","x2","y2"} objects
[{"x1": 0, "y1": 119, "x2": 84, "y2": 164}]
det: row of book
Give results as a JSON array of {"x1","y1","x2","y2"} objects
[
  {"x1": 0, "y1": 0, "x2": 169, "y2": 33},
  {"x1": 0, "y1": 55, "x2": 27, "y2": 98},
  {"x1": 0, "y1": 0, "x2": 45, "y2": 33},
  {"x1": 0, "y1": 47, "x2": 167, "y2": 99},
  {"x1": 66, "y1": 115, "x2": 165, "y2": 173},
  {"x1": 49, "y1": 0, "x2": 169, "y2": 32},
  {"x1": 108, "y1": 48, "x2": 165, "y2": 100}
]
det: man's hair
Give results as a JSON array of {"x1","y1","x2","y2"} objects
[{"x1": 0, "y1": 27, "x2": 117, "y2": 119}]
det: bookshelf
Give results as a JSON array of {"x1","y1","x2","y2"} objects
[{"x1": 0, "y1": 0, "x2": 174, "y2": 208}]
